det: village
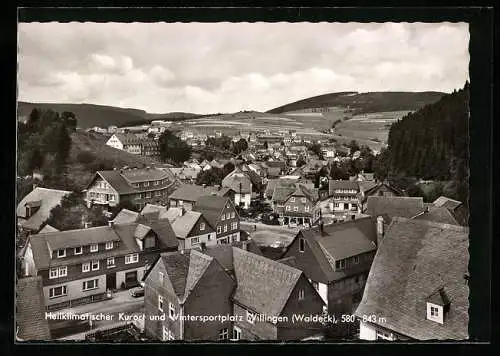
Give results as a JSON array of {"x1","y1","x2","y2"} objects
[{"x1": 16, "y1": 120, "x2": 469, "y2": 342}]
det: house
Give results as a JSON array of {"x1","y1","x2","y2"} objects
[
  {"x1": 193, "y1": 195, "x2": 241, "y2": 244},
  {"x1": 281, "y1": 217, "x2": 377, "y2": 318},
  {"x1": 143, "y1": 246, "x2": 325, "y2": 341},
  {"x1": 16, "y1": 276, "x2": 51, "y2": 341},
  {"x1": 169, "y1": 167, "x2": 201, "y2": 183},
  {"x1": 168, "y1": 184, "x2": 234, "y2": 211},
  {"x1": 359, "y1": 181, "x2": 404, "y2": 211},
  {"x1": 412, "y1": 205, "x2": 461, "y2": 226},
  {"x1": 107, "y1": 125, "x2": 118, "y2": 134},
  {"x1": 432, "y1": 196, "x2": 468, "y2": 226},
  {"x1": 222, "y1": 169, "x2": 252, "y2": 209},
  {"x1": 106, "y1": 133, "x2": 142, "y2": 155},
  {"x1": 21, "y1": 218, "x2": 178, "y2": 309},
  {"x1": 365, "y1": 196, "x2": 424, "y2": 224},
  {"x1": 17, "y1": 187, "x2": 71, "y2": 234},
  {"x1": 265, "y1": 178, "x2": 313, "y2": 201},
  {"x1": 328, "y1": 180, "x2": 361, "y2": 217},
  {"x1": 84, "y1": 167, "x2": 175, "y2": 210},
  {"x1": 355, "y1": 218, "x2": 469, "y2": 340},
  {"x1": 170, "y1": 210, "x2": 216, "y2": 251},
  {"x1": 141, "y1": 139, "x2": 161, "y2": 160},
  {"x1": 350, "y1": 170, "x2": 375, "y2": 182},
  {"x1": 321, "y1": 147, "x2": 336, "y2": 158},
  {"x1": 271, "y1": 182, "x2": 320, "y2": 227}
]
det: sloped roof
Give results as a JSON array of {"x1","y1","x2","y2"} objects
[
  {"x1": 222, "y1": 172, "x2": 252, "y2": 194},
  {"x1": 413, "y1": 206, "x2": 460, "y2": 226},
  {"x1": 17, "y1": 187, "x2": 71, "y2": 231},
  {"x1": 96, "y1": 171, "x2": 135, "y2": 194},
  {"x1": 433, "y1": 196, "x2": 463, "y2": 210},
  {"x1": 193, "y1": 195, "x2": 229, "y2": 229},
  {"x1": 16, "y1": 276, "x2": 51, "y2": 340},
  {"x1": 328, "y1": 180, "x2": 359, "y2": 194},
  {"x1": 42, "y1": 225, "x2": 121, "y2": 251},
  {"x1": 366, "y1": 196, "x2": 424, "y2": 223},
  {"x1": 141, "y1": 204, "x2": 168, "y2": 216},
  {"x1": 39, "y1": 224, "x2": 59, "y2": 233},
  {"x1": 355, "y1": 218, "x2": 469, "y2": 340},
  {"x1": 171, "y1": 211, "x2": 202, "y2": 239},
  {"x1": 121, "y1": 168, "x2": 170, "y2": 184},
  {"x1": 169, "y1": 184, "x2": 220, "y2": 202},
  {"x1": 112, "y1": 209, "x2": 139, "y2": 224},
  {"x1": 271, "y1": 182, "x2": 298, "y2": 203},
  {"x1": 113, "y1": 133, "x2": 142, "y2": 144},
  {"x1": 358, "y1": 181, "x2": 379, "y2": 193},
  {"x1": 160, "y1": 250, "x2": 214, "y2": 303},
  {"x1": 134, "y1": 224, "x2": 151, "y2": 240},
  {"x1": 170, "y1": 167, "x2": 200, "y2": 180},
  {"x1": 232, "y1": 247, "x2": 302, "y2": 317},
  {"x1": 161, "y1": 207, "x2": 184, "y2": 222}
]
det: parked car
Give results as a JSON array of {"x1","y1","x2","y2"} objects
[{"x1": 129, "y1": 286, "x2": 145, "y2": 298}]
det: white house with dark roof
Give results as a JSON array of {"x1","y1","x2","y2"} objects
[
  {"x1": 17, "y1": 187, "x2": 71, "y2": 234},
  {"x1": 84, "y1": 167, "x2": 175, "y2": 210},
  {"x1": 365, "y1": 196, "x2": 425, "y2": 224},
  {"x1": 355, "y1": 217, "x2": 469, "y2": 340},
  {"x1": 222, "y1": 169, "x2": 252, "y2": 209},
  {"x1": 21, "y1": 218, "x2": 178, "y2": 309},
  {"x1": 168, "y1": 184, "x2": 234, "y2": 211},
  {"x1": 328, "y1": 180, "x2": 361, "y2": 216}
]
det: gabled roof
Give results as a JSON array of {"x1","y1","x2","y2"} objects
[
  {"x1": 16, "y1": 276, "x2": 51, "y2": 340},
  {"x1": 93, "y1": 169, "x2": 172, "y2": 195},
  {"x1": 433, "y1": 196, "x2": 463, "y2": 210},
  {"x1": 193, "y1": 195, "x2": 231, "y2": 229},
  {"x1": 222, "y1": 171, "x2": 252, "y2": 194},
  {"x1": 95, "y1": 171, "x2": 135, "y2": 194},
  {"x1": 112, "y1": 209, "x2": 140, "y2": 224},
  {"x1": 170, "y1": 167, "x2": 200, "y2": 180},
  {"x1": 171, "y1": 211, "x2": 203, "y2": 239},
  {"x1": 232, "y1": 247, "x2": 302, "y2": 317},
  {"x1": 134, "y1": 224, "x2": 151, "y2": 240},
  {"x1": 328, "y1": 180, "x2": 359, "y2": 195},
  {"x1": 17, "y1": 187, "x2": 71, "y2": 231},
  {"x1": 160, "y1": 250, "x2": 215, "y2": 303},
  {"x1": 112, "y1": 133, "x2": 142, "y2": 144},
  {"x1": 362, "y1": 181, "x2": 404, "y2": 197},
  {"x1": 42, "y1": 225, "x2": 122, "y2": 251},
  {"x1": 272, "y1": 183, "x2": 298, "y2": 204},
  {"x1": 39, "y1": 224, "x2": 59, "y2": 233},
  {"x1": 366, "y1": 196, "x2": 424, "y2": 223},
  {"x1": 413, "y1": 206, "x2": 460, "y2": 226},
  {"x1": 121, "y1": 168, "x2": 170, "y2": 184},
  {"x1": 355, "y1": 218, "x2": 469, "y2": 340},
  {"x1": 295, "y1": 217, "x2": 377, "y2": 283}
]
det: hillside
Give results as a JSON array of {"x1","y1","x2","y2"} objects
[
  {"x1": 267, "y1": 91, "x2": 446, "y2": 114},
  {"x1": 17, "y1": 101, "x2": 198, "y2": 129},
  {"x1": 383, "y1": 82, "x2": 469, "y2": 205}
]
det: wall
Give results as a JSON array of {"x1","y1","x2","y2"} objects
[
  {"x1": 106, "y1": 135, "x2": 124, "y2": 150},
  {"x1": 277, "y1": 274, "x2": 325, "y2": 340},
  {"x1": 23, "y1": 243, "x2": 36, "y2": 277},
  {"x1": 86, "y1": 177, "x2": 120, "y2": 206},
  {"x1": 183, "y1": 261, "x2": 235, "y2": 340},
  {"x1": 116, "y1": 266, "x2": 147, "y2": 288},
  {"x1": 215, "y1": 201, "x2": 240, "y2": 239},
  {"x1": 234, "y1": 193, "x2": 251, "y2": 209},
  {"x1": 233, "y1": 303, "x2": 277, "y2": 340},
  {"x1": 43, "y1": 274, "x2": 107, "y2": 306},
  {"x1": 359, "y1": 321, "x2": 377, "y2": 340},
  {"x1": 327, "y1": 271, "x2": 369, "y2": 315}
]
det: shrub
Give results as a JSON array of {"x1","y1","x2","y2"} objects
[{"x1": 77, "y1": 150, "x2": 96, "y2": 164}]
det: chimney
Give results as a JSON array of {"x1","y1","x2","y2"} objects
[
  {"x1": 108, "y1": 220, "x2": 114, "y2": 227},
  {"x1": 84, "y1": 221, "x2": 92, "y2": 229},
  {"x1": 376, "y1": 216, "x2": 384, "y2": 246},
  {"x1": 32, "y1": 183, "x2": 38, "y2": 191}
]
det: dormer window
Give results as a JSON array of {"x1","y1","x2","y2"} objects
[
  {"x1": 56, "y1": 249, "x2": 66, "y2": 258},
  {"x1": 90, "y1": 244, "x2": 98, "y2": 252},
  {"x1": 74, "y1": 246, "x2": 82, "y2": 255},
  {"x1": 200, "y1": 222, "x2": 205, "y2": 231},
  {"x1": 105, "y1": 241, "x2": 113, "y2": 250},
  {"x1": 290, "y1": 197, "x2": 295, "y2": 202},
  {"x1": 426, "y1": 287, "x2": 451, "y2": 324},
  {"x1": 335, "y1": 259, "x2": 346, "y2": 270}
]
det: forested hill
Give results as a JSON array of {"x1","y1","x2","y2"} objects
[{"x1": 385, "y1": 82, "x2": 469, "y2": 203}]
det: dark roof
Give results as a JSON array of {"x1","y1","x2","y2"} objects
[
  {"x1": 169, "y1": 184, "x2": 221, "y2": 202},
  {"x1": 362, "y1": 182, "x2": 404, "y2": 197},
  {"x1": 355, "y1": 217, "x2": 469, "y2": 340},
  {"x1": 42, "y1": 225, "x2": 121, "y2": 251},
  {"x1": 222, "y1": 171, "x2": 252, "y2": 194},
  {"x1": 366, "y1": 196, "x2": 424, "y2": 223},
  {"x1": 121, "y1": 168, "x2": 170, "y2": 184},
  {"x1": 232, "y1": 247, "x2": 302, "y2": 317},
  {"x1": 112, "y1": 209, "x2": 139, "y2": 224},
  {"x1": 94, "y1": 169, "x2": 172, "y2": 195},
  {"x1": 433, "y1": 196, "x2": 463, "y2": 210},
  {"x1": 171, "y1": 211, "x2": 203, "y2": 239},
  {"x1": 16, "y1": 276, "x2": 51, "y2": 340},
  {"x1": 192, "y1": 195, "x2": 231, "y2": 229},
  {"x1": 328, "y1": 180, "x2": 359, "y2": 195},
  {"x1": 296, "y1": 217, "x2": 377, "y2": 283},
  {"x1": 96, "y1": 171, "x2": 135, "y2": 194},
  {"x1": 114, "y1": 133, "x2": 142, "y2": 144}
]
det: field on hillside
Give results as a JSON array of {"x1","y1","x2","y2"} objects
[{"x1": 67, "y1": 130, "x2": 171, "y2": 190}]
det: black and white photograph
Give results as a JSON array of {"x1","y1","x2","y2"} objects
[{"x1": 15, "y1": 17, "x2": 476, "y2": 343}]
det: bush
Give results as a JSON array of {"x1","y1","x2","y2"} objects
[{"x1": 77, "y1": 150, "x2": 96, "y2": 164}]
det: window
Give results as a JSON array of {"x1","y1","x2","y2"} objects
[
  {"x1": 91, "y1": 260, "x2": 99, "y2": 271},
  {"x1": 49, "y1": 285, "x2": 67, "y2": 299},
  {"x1": 82, "y1": 262, "x2": 90, "y2": 273},
  {"x1": 162, "y1": 326, "x2": 174, "y2": 341},
  {"x1": 293, "y1": 206, "x2": 298, "y2": 212},
  {"x1": 231, "y1": 212, "x2": 235, "y2": 218},
  {"x1": 299, "y1": 238, "x2": 305, "y2": 252},
  {"x1": 301, "y1": 198, "x2": 307, "y2": 203},
  {"x1": 145, "y1": 192, "x2": 152, "y2": 198},
  {"x1": 105, "y1": 241, "x2": 113, "y2": 250},
  {"x1": 232, "y1": 222, "x2": 238, "y2": 230},
  {"x1": 298, "y1": 289, "x2": 305, "y2": 300},
  {"x1": 74, "y1": 246, "x2": 82, "y2": 255},
  {"x1": 49, "y1": 268, "x2": 59, "y2": 279},
  {"x1": 233, "y1": 326, "x2": 241, "y2": 340},
  {"x1": 154, "y1": 180, "x2": 159, "y2": 186},
  {"x1": 90, "y1": 244, "x2": 98, "y2": 252},
  {"x1": 246, "y1": 310, "x2": 255, "y2": 324},
  {"x1": 290, "y1": 197, "x2": 295, "y2": 202},
  {"x1": 191, "y1": 237, "x2": 200, "y2": 245},
  {"x1": 144, "y1": 236, "x2": 156, "y2": 249},
  {"x1": 304, "y1": 205, "x2": 310, "y2": 212},
  {"x1": 144, "y1": 181, "x2": 150, "y2": 187},
  {"x1": 107, "y1": 257, "x2": 115, "y2": 268},
  {"x1": 56, "y1": 249, "x2": 66, "y2": 258},
  {"x1": 221, "y1": 213, "x2": 225, "y2": 221},
  {"x1": 158, "y1": 295, "x2": 164, "y2": 312},
  {"x1": 430, "y1": 306, "x2": 439, "y2": 317},
  {"x1": 159, "y1": 271, "x2": 164, "y2": 283},
  {"x1": 82, "y1": 279, "x2": 99, "y2": 291},
  {"x1": 178, "y1": 200, "x2": 183, "y2": 206},
  {"x1": 217, "y1": 226, "x2": 222, "y2": 234},
  {"x1": 224, "y1": 224, "x2": 228, "y2": 232},
  {"x1": 109, "y1": 195, "x2": 115, "y2": 201},
  {"x1": 353, "y1": 256, "x2": 360, "y2": 264},
  {"x1": 155, "y1": 191, "x2": 161, "y2": 197},
  {"x1": 169, "y1": 303, "x2": 176, "y2": 320},
  {"x1": 125, "y1": 253, "x2": 139, "y2": 264},
  {"x1": 335, "y1": 259, "x2": 346, "y2": 270},
  {"x1": 200, "y1": 222, "x2": 205, "y2": 231},
  {"x1": 286, "y1": 206, "x2": 291, "y2": 211},
  {"x1": 219, "y1": 328, "x2": 229, "y2": 340}
]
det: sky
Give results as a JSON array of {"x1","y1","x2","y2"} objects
[{"x1": 18, "y1": 22, "x2": 470, "y2": 114}]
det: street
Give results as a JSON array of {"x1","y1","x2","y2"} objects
[{"x1": 49, "y1": 290, "x2": 145, "y2": 339}]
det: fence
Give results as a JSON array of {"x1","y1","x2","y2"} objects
[
  {"x1": 85, "y1": 322, "x2": 140, "y2": 341},
  {"x1": 46, "y1": 292, "x2": 109, "y2": 311}
]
